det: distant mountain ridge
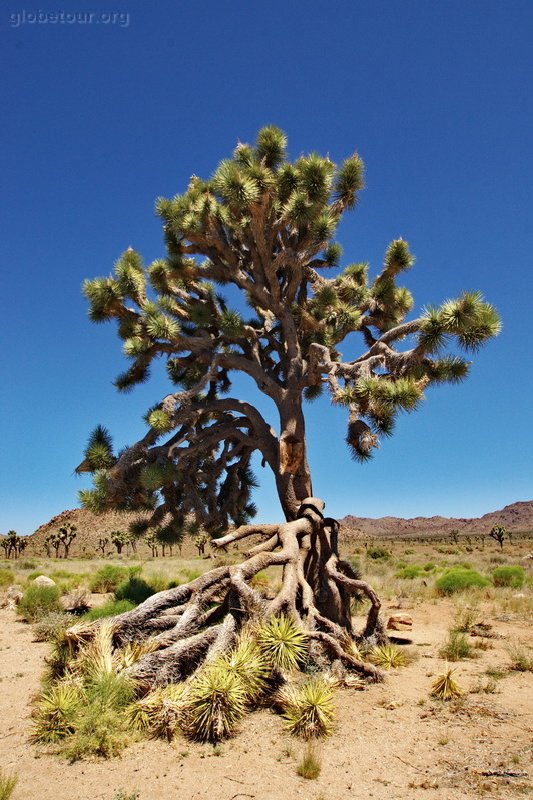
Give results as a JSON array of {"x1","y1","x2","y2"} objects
[
  {"x1": 339, "y1": 500, "x2": 533, "y2": 539},
  {"x1": 3, "y1": 500, "x2": 532, "y2": 554}
]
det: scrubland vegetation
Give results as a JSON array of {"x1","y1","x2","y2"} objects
[{"x1": 1, "y1": 530, "x2": 531, "y2": 793}]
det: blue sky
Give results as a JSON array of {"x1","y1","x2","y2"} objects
[{"x1": 1, "y1": 0, "x2": 532, "y2": 534}]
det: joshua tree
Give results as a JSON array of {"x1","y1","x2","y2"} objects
[
  {"x1": 2, "y1": 531, "x2": 20, "y2": 559},
  {"x1": 46, "y1": 532, "x2": 63, "y2": 559},
  {"x1": 450, "y1": 529, "x2": 459, "y2": 545},
  {"x1": 194, "y1": 531, "x2": 210, "y2": 557},
  {"x1": 96, "y1": 536, "x2": 109, "y2": 556},
  {"x1": 489, "y1": 525, "x2": 507, "y2": 550},
  {"x1": 73, "y1": 126, "x2": 500, "y2": 685},
  {"x1": 144, "y1": 531, "x2": 159, "y2": 558},
  {"x1": 58, "y1": 523, "x2": 77, "y2": 558},
  {"x1": 110, "y1": 529, "x2": 128, "y2": 555}
]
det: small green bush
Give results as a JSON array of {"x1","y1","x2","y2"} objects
[
  {"x1": 83, "y1": 599, "x2": 135, "y2": 621},
  {"x1": 423, "y1": 562, "x2": 436, "y2": 572},
  {"x1": 492, "y1": 566, "x2": 525, "y2": 589},
  {"x1": 395, "y1": 565, "x2": 422, "y2": 580},
  {"x1": 367, "y1": 546, "x2": 390, "y2": 560},
  {"x1": 89, "y1": 565, "x2": 131, "y2": 593},
  {"x1": 439, "y1": 631, "x2": 474, "y2": 661},
  {"x1": 19, "y1": 560, "x2": 38, "y2": 570},
  {"x1": 0, "y1": 568, "x2": 15, "y2": 587},
  {"x1": 435, "y1": 568, "x2": 489, "y2": 595},
  {"x1": 17, "y1": 584, "x2": 62, "y2": 622},
  {"x1": 115, "y1": 576, "x2": 157, "y2": 605}
]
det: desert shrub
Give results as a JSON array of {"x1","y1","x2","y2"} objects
[
  {"x1": 279, "y1": 677, "x2": 334, "y2": 739},
  {"x1": 33, "y1": 611, "x2": 70, "y2": 642},
  {"x1": 31, "y1": 682, "x2": 84, "y2": 743},
  {"x1": 296, "y1": 744, "x2": 321, "y2": 779},
  {"x1": 452, "y1": 601, "x2": 478, "y2": 632},
  {"x1": 17, "y1": 583, "x2": 62, "y2": 622},
  {"x1": 127, "y1": 684, "x2": 186, "y2": 740},
  {"x1": 27, "y1": 570, "x2": 45, "y2": 580},
  {"x1": 368, "y1": 643, "x2": 408, "y2": 669},
  {"x1": 215, "y1": 633, "x2": 269, "y2": 701},
  {"x1": 431, "y1": 668, "x2": 463, "y2": 700},
  {"x1": 183, "y1": 665, "x2": 247, "y2": 742},
  {"x1": 0, "y1": 568, "x2": 15, "y2": 587},
  {"x1": 395, "y1": 565, "x2": 422, "y2": 580},
  {"x1": 423, "y1": 562, "x2": 436, "y2": 572},
  {"x1": 439, "y1": 631, "x2": 474, "y2": 661},
  {"x1": 366, "y1": 546, "x2": 390, "y2": 560},
  {"x1": 89, "y1": 565, "x2": 131, "y2": 593},
  {"x1": 435, "y1": 568, "x2": 489, "y2": 595},
  {"x1": 507, "y1": 641, "x2": 533, "y2": 672},
  {"x1": 83, "y1": 599, "x2": 135, "y2": 621},
  {"x1": 256, "y1": 615, "x2": 309, "y2": 671},
  {"x1": 19, "y1": 560, "x2": 38, "y2": 570},
  {"x1": 115, "y1": 576, "x2": 156, "y2": 605},
  {"x1": 0, "y1": 770, "x2": 18, "y2": 800},
  {"x1": 492, "y1": 565, "x2": 525, "y2": 588}
]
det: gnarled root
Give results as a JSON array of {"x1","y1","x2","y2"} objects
[{"x1": 66, "y1": 498, "x2": 386, "y2": 687}]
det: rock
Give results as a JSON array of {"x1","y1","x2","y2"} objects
[
  {"x1": 386, "y1": 613, "x2": 413, "y2": 631},
  {"x1": 0, "y1": 585, "x2": 24, "y2": 608},
  {"x1": 33, "y1": 575, "x2": 56, "y2": 587}
]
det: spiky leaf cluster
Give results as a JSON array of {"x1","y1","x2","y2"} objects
[{"x1": 80, "y1": 126, "x2": 500, "y2": 524}]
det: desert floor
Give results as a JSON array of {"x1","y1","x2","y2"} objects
[{"x1": 1, "y1": 579, "x2": 531, "y2": 800}]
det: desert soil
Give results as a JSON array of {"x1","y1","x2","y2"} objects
[{"x1": 0, "y1": 600, "x2": 531, "y2": 800}]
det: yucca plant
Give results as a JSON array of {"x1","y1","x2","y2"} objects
[
  {"x1": 31, "y1": 682, "x2": 85, "y2": 743},
  {"x1": 215, "y1": 632, "x2": 269, "y2": 702},
  {"x1": 183, "y1": 664, "x2": 247, "y2": 742},
  {"x1": 74, "y1": 621, "x2": 118, "y2": 680},
  {"x1": 431, "y1": 667, "x2": 463, "y2": 700},
  {"x1": 255, "y1": 615, "x2": 309, "y2": 672},
  {"x1": 127, "y1": 684, "x2": 187, "y2": 741},
  {"x1": 116, "y1": 638, "x2": 161, "y2": 671},
  {"x1": 368, "y1": 643, "x2": 407, "y2": 669},
  {"x1": 279, "y1": 677, "x2": 334, "y2": 739}
]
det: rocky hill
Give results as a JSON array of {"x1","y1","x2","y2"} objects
[
  {"x1": 8, "y1": 499, "x2": 533, "y2": 557},
  {"x1": 339, "y1": 500, "x2": 533, "y2": 540}
]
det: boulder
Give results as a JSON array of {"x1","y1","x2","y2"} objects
[
  {"x1": 33, "y1": 575, "x2": 56, "y2": 587},
  {"x1": 386, "y1": 612, "x2": 413, "y2": 631}
]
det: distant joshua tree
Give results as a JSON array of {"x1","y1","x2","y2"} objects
[
  {"x1": 58, "y1": 523, "x2": 77, "y2": 558},
  {"x1": 489, "y1": 525, "x2": 507, "y2": 550}
]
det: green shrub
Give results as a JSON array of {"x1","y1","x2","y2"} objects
[
  {"x1": 367, "y1": 546, "x2": 390, "y2": 560},
  {"x1": 115, "y1": 576, "x2": 157, "y2": 605},
  {"x1": 89, "y1": 565, "x2": 131, "y2": 593},
  {"x1": 439, "y1": 631, "x2": 474, "y2": 661},
  {"x1": 395, "y1": 565, "x2": 422, "y2": 580},
  {"x1": 435, "y1": 568, "x2": 489, "y2": 595},
  {"x1": 423, "y1": 562, "x2": 436, "y2": 572},
  {"x1": 0, "y1": 568, "x2": 15, "y2": 587},
  {"x1": 19, "y1": 560, "x2": 38, "y2": 570},
  {"x1": 83, "y1": 599, "x2": 135, "y2": 621},
  {"x1": 17, "y1": 584, "x2": 62, "y2": 622},
  {"x1": 27, "y1": 570, "x2": 45, "y2": 580},
  {"x1": 492, "y1": 566, "x2": 525, "y2": 589},
  {"x1": 33, "y1": 611, "x2": 70, "y2": 642}
]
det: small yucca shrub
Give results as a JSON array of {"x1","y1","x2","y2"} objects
[
  {"x1": 127, "y1": 684, "x2": 187, "y2": 741},
  {"x1": 256, "y1": 615, "x2": 308, "y2": 671},
  {"x1": 183, "y1": 665, "x2": 247, "y2": 742},
  {"x1": 216, "y1": 632, "x2": 268, "y2": 701},
  {"x1": 279, "y1": 677, "x2": 334, "y2": 739},
  {"x1": 31, "y1": 682, "x2": 84, "y2": 743},
  {"x1": 431, "y1": 668, "x2": 463, "y2": 700},
  {"x1": 368, "y1": 643, "x2": 407, "y2": 669}
]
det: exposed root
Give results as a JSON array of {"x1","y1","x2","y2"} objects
[{"x1": 66, "y1": 498, "x2": 386, "y2": 688}]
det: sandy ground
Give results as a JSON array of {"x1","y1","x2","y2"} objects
[{"x1": 1, "y1": 600, "x2": 531, "y2": 800}]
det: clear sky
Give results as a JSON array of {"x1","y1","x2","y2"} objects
[{"x1": 1, "y1": 0, "x2": 532, "y2": 535}]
